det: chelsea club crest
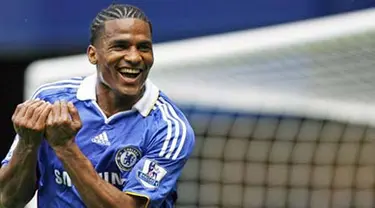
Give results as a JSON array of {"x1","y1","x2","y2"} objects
[{"x1": 115, "y1": 146, "x2": 142, "y2": 171}]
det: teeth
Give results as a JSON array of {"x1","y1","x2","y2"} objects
[{"x1": 119, "y1": 68, "x2": 141, "y2": 74}]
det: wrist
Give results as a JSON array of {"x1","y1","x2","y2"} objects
[
  {"x1": 53, "y1": 140, "x2": 77, "y2": 158},
  {"x1": 18, "y1": 138, "x2": 40, "y2": 152}
]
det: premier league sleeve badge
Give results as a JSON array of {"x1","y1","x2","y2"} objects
[{"x1": 137, "y1": 159, "x2": 167, "y2": 189}]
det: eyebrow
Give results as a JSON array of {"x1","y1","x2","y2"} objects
[{"x1": 109, "y1": 39, "x2": 152, "y2": 46}]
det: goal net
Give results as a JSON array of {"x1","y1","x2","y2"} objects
[{"x1": 24, "y1": 8, "x2": 375, "y2": 208}]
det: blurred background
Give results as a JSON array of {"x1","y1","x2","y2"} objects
[{"x1": 2, "y1": 0, "x2": 375, "y2": 207}]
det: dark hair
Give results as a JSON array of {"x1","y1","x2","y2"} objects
[{"x1": 89, "y1": 4, "x2": 152, "y2": 45}]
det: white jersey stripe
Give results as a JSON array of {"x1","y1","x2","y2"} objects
[
  {"x1": 159, "y1": 97, "x2": 187, "y2": 160},
  {"x1": 32, "y1": 84, "x2": 80, "y2": 100},
  {"x1": 156, "y1": 101, "x2": 173, "y2": 157},
  {"x1": 157, "y1": 100, "x2": 180, "y2": 159},
  {"x1": 31, "y1": 79, "x2": 82, "y2": 99},
  {"x1": 71, "y1": 76, "x2": 84, "y2": 80}
]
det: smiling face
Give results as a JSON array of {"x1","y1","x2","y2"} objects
[{"x1": 87, "y1": 18, "x2": 154, "y2": 97}]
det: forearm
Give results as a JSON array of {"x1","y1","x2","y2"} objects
[
  {"x1": 0, "y1": 140, "x2": 38, "y2": 208},
  {"x1": 54, "y1": 142, "x2": 138, "y2": 208}
]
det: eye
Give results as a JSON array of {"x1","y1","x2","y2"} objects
[
  {"x1": 110, "y1": 40, "x2": 130, "y2": 51},
  {"x1": 138, "y1": 43, "x2": 152, "y2": 52},
  {"x1": 111, "y1": 44, "x2": 128, "y2": 51}
]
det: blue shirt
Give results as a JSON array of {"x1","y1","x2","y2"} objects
[{"x1": 2, "y1": 74, "x2": 195, "y2": 208}]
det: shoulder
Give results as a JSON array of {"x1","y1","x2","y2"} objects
[
  {"x1": 151, "y1": 92, "x2": 192, "y2": 132},
  {"x1": 147, "y1": 92, "x2": 195, "y2": 160},
  {"x1": 31, "y1": 77, "x2": 84, "y2": 101}
]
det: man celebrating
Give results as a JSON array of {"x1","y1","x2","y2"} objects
[{"x1": 0, "y1": 4, "x2": 195, "y2": 208}]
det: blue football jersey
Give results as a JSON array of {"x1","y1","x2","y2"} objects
[{"x1": 1, "y1": 73, "x2": 195, "y2": 208}]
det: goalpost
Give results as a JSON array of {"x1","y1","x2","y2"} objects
[{"x1": 24, "y1": 8, "x2": 375, "y2": 208}]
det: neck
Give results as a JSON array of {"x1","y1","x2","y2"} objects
[{"x1": 95, "y1": 83, "x2": 144, "y2": 117}]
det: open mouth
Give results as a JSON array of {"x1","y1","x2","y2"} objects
[{"x1": 119, "y1": 68, "x2": 142, "y2": 79}]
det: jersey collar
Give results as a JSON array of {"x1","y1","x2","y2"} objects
[{"x1": 76, "y1": 73, "x2": 159, "y2": 117}]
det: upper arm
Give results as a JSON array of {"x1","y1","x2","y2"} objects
[{"x1": 123, "y1": 116, "x2": 195, "y2": 208}]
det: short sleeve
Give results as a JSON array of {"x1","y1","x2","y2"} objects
[
  {"x1": 123, "y1": 120, "x2": 195, "y2": 207},
  {"x1": 1, "y1": 134, "x2": 20, "y2": 167}
]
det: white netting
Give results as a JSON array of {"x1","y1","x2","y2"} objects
[
  {"x1": 24, "y1": 8, "x2": 375, "y2": 208},
  {"x1": 176, "y1": 110, "x2": 375, "y2": 207}
]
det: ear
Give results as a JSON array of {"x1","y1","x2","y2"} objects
[{"x1": 87, "y1": 45, "x2": 98, "y2": 65}]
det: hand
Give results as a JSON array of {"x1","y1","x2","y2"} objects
[
  {"x1": 45, "y1": 101, "x2": 82, "y2": 148},
  {"x1": 11, "y1": 99, "x2": 52, "y2": 147}
]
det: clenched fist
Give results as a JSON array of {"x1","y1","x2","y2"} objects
[
  {"x1": 12, "y1": 99, "x2": 52, "y2": 147},
  {"x1": 45, "y1": 101, "x2": 82, "y2": 148}
]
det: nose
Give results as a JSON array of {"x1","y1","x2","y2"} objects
[{"x1": 124, "y1": 48, "x2": 142, "y2": 66}]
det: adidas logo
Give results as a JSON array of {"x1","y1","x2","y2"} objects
[{"x1": 91, "y1": 132, "x2": 111, "y2": 146}]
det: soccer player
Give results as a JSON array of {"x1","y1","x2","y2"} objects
[{"x1": 0, "y1": 4, "x2": 195, "y2": 208}]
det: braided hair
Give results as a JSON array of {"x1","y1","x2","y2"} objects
[{"x1": 90, "y1": 4, "x2": 152, "y2": 45}]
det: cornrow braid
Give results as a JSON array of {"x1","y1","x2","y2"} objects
[{"x1": 89, "y1": 4, "x2": 152, "y2": 45}]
